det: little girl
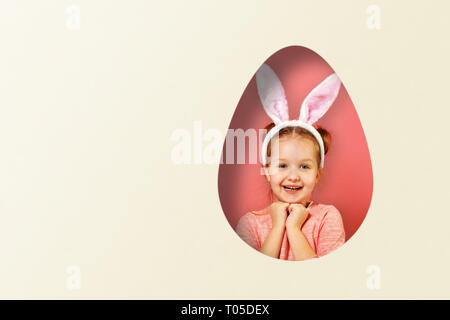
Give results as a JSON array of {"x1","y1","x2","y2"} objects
[{"x1": 235, "y1": 64, "x2": 345, "y2": 261}]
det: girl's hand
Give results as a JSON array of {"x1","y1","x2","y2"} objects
[
  {"x1": 269, "y1": 202, "x2": 289, "y2": 230},
  {"x1": 286, "y1": 204, "x2": 309, "y2": 230}
]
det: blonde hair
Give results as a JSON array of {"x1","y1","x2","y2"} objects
[{"x1": 263, "y1": 123, "x2": 331, "y2": 168}]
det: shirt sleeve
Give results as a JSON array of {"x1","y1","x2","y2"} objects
[
  {"x1": 316, "y1": 206, "x2": 346, "y2": 257},
  {"x1": 235, "y1": 213, "x2": 260, "y2": 250}
]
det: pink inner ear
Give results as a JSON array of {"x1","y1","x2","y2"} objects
[
  {"x1": 306, "y1": 94, "x2": 328, "y2": 122},
  {"x1": 300, "y1": 73, "x2": 341, "y2": 124},
  {"x1": 256, "y1": 64, "x2": 290, "y2": 124},
  {"x1": 272, "y1": 98, "x2": 288, "y2": 122}
]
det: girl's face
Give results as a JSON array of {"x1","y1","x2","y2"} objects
[{"x1": 264, "y1": 136, "x2": 322, "y2": 206}]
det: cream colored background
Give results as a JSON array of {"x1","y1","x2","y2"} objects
[{"x1": 0, "y1": 0, "x2": 449, "y2": 299}]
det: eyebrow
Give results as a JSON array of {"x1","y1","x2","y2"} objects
[{"x1": 278, "y1": 158, "x2": 314, "y2": 162}]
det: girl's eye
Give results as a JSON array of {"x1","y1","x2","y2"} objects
[
  {"x1": 279, "y1": 164, "x2": 287, "y2": 168},
  {"x1": 300, "y1": 165, "x2": 310, "y2": 169}
]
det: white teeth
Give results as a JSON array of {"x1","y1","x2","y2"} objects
[{"x1": 284, "y1": 186, "x2": 301, "y2": 190}]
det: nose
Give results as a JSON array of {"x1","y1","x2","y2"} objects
[{"x1": 287, "y1": 167, "x2": 301, "y2": 182}]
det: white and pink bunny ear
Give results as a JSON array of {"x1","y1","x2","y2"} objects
[
  {"x1": 299, "y1": 73, "x2": 341, "y2": 124},
  {"x1": 255, "y1": 64, "x2": 289, "y2": 124}
]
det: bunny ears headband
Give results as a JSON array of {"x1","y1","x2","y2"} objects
[{"x1": 256, "y1": 64, "x2": 342, "y2": 168}]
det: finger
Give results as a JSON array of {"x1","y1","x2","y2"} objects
[{"x1": 277, "y1": 202, "x2": 288, "y2": 209}]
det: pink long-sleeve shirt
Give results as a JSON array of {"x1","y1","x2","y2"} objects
[{"x1": 235, "y1": 202, "x2": 345, "y2": 260}]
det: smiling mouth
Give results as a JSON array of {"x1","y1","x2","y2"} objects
[{"x1": 283, "y1": 186, "x2": 302, "y2": 191}]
